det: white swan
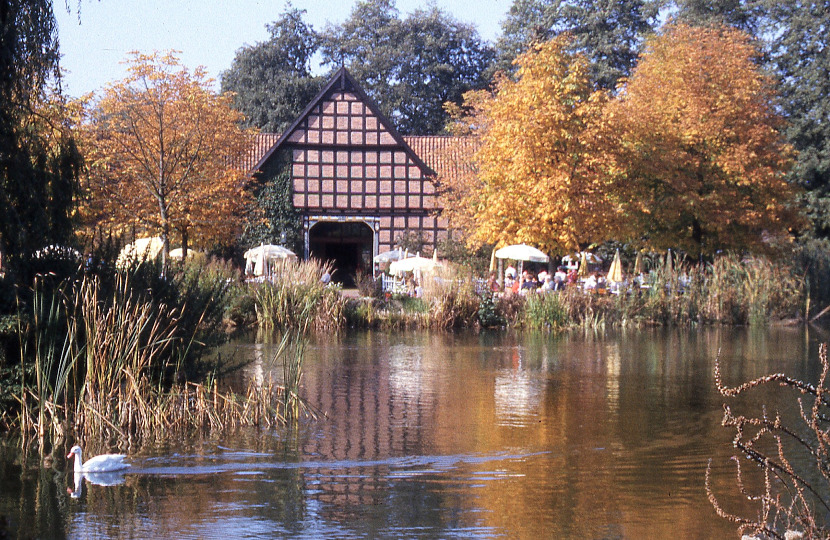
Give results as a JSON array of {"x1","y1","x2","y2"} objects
[{"x1": 67, "y1": 445, "x2": 130, "y2": 473}]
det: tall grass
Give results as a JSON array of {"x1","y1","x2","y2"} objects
[
  {"x1": 420, "y1": 267, "x2": 480, "y2": 329},
  {"x1": 23, "y1": 279, "x2": 79, "y2": 441},
  {"x1": 253, "y1": 259, "x2": 345, "y2": 332},
  {"x1": 7, "y1": 265, "x2": 302, "y2": 446},
  {"x1": 524, "y1": 291, "x2": 569, "y2": 330},
  {"x1": 346, "y1": 266, "x2": 480, "y2": 330},
  {"x1": 518, "y1": 253, "x2": 805, "y2": 330}
]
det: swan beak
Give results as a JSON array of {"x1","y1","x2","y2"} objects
[{"x1": 66, "y1": 452, "x2": 72, "y2": 458}]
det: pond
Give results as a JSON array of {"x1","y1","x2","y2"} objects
[{"x1": 2, "y1": 325, "x2": 829, "y2": 539}]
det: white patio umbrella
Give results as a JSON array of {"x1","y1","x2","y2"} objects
[
  {"x1": 243, "y1": 244, "x2": 297, "y2": 276},
  {"x1": 494, "y1": 244, "x2": 550, "y2": 263},
  {"x1": 495, "y1": 244, "x2": 550, "y2": 278},
  {"x1": 373, "y1": 248, "x2": 405, "y2": 264},
  {"x1": 388, "y1": 256, "x2": 441, "y2": 276}
]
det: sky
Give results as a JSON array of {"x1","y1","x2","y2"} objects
[{"x1": 54, "y1": 0, "x2": 510, "y2": 98}]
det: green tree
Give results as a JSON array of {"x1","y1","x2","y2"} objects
[
  {"x1": 0, "y1": 1, "x2": 80, "y2": 277},
  {"x1": 321, "y1": 0, "x2": 494, "y2": 134},
  {"x1": 666, "y1": 0, "x2": 761, "y2": 33},
  {"x1": 221, "y1": 6, "x2": 324, "y2": 133},
  {"x1": 494, "y1": 0, "x2": 656, "y2": 90},
  {"x1": 760, "y1": 0, "x2": 830, "y2": 240}
]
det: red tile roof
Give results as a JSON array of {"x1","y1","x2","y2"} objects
[
  {"x1": 241, "y1": 133, "x2": 281, "y2": 175},
  {"x1": 402, "y1": 135, "x2": 477, "y2": 185}
]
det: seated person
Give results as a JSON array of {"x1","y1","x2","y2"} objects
[{"x1": 583, "y1": 274, "x2": 597, "y2": 291}]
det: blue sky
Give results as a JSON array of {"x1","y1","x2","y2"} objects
[{"x1": 55, "y1": 0, "x2": 510, "y2": 97}]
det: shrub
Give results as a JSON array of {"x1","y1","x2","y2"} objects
[
  {"x1": 524, "y1": 291, "x2": 568, "y2": 330},
  {"x1": 477, "y1": 292, "x2": 505, "y2": 328},
  {"x1": 708, "y1": 343, "x2": 830, "y2": 538}
]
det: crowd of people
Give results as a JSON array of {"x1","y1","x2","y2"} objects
[{"x1": 485, "y1": 265, "x2": 620, "y2": 296}]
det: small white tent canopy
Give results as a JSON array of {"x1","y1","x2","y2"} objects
[
  {"x1": 169, "y1": 248, "x2": 204, "y2": 261},
  {"x1": 373, "y1": 248, "x2": 406, "y2": 264},
  {"x1": 117, "y1": 237, "x2": 163, "y2": 268},
  {"x1": 243, "y1": 244, "x2": 297, "y2": 276}
]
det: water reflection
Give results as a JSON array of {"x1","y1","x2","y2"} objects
[
  {"x1": 1, "y1": 326, "x2": 827, "y2": 539},
  {"x1": 68, "y1": 471, "x2": 127, "y2": 499},
  {"x1": 493, "y1": 345, "x2": 545, "y2": 427}
]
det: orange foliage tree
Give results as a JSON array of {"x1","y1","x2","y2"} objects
[
  {"x1": 81, "y1": 51, "x2": 254, "y2": 261},
  {"x1": 605, "y1": 24, "x2": 801, "y2": 256},
  {"x1": 445, "y1": 36, "x2": 621, "y2": 254}
]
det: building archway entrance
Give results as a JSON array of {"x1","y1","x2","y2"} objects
[{"x1": 308, "y1": 221, "x2": 374, "y2": 287}]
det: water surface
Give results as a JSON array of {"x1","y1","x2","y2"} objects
[{"x1": 2, "y1": 325, "x2": 828, "y2": 539}]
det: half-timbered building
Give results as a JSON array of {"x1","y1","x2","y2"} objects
[{"x1": 248, "y1": 67, "x2": 464, "y2": 283}]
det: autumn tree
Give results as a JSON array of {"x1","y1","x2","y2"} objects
[
  {"x1": 605, "y1": 24, "x2": 800, "y2": 256},
  {"x1": 447, "y1": 36, "x2": 618, "y2": 254},
  {"x1": 82, "y1": 51, "x2": 254, "y2": 263}
]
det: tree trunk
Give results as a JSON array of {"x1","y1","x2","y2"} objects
[
  {"x1": 181, "y1": 227, "x2": 189, "y2": 258},
  {"x1": 158, "y1": 197, "x2": 169, "y2": 271}
]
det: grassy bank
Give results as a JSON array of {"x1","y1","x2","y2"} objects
[{"x1": 339, "y1": 253, "x2": 807, "y2": 331}]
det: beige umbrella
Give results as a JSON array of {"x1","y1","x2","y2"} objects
[
  {"x1": 633, "y1": 251, "x2": 643, "y2": 275},
  {"x1": 489, "y1": 248, "x2": 497, "y2": 272},
  {"x1": 607, "y1": 249, "x2": 623, "y2": 283},
  {"x1": 577, "y1": 252, "x2": 588, "y2": 278}
]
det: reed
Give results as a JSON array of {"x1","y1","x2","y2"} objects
[
  {"x1": 346, "y1": 296, "x2": 430, "y2": 330},
  {"x1": 495, "y1": 252, "x2": 805, "y2": 330},
  {"x1": 523, "y1": 290, "x2": 569, "y2": 330},
  {"x1": 253, "y1": 259, "x2": 345, "y2": 333},
  {"x1": 19, "y1": 278, "x2": 79, "y2": 441},
  {"x1": 345, "y1": 267, "x2": 479, "y2": 330},
  {"x1": 420, "y1": 267, "x2": 479, "y2": 329},
  {"x1": 273, "y1": 331, "x2": 309, "y2": 424},
  {"x1": 7, "y1": 270, "x2": 303, "y2": 446}
]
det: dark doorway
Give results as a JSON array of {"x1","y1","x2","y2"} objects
[{"x1": 309, "y1": 221, "x2": 374, "y2": 287}]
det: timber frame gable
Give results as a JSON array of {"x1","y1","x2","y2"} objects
[{"x1": 253, "y1": 67, "x2": 450, "y2": 280}]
